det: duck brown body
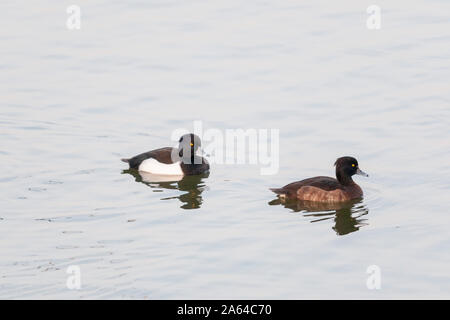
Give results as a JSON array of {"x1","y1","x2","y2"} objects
[
  {"x1": 270, "y1": 157, "x2": 367, "y2": 203},
  {"x1": 271, "y1": 176, "x2": 363, "y2": 202}
]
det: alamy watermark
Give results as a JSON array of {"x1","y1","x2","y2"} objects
[
  {"x1": 366, "y1": 5, "x2": 381, "y2": 30},
  {"x1": 66, "y1": 265, "x2": 81, "y2": 289},
  {"x1": 66, "y1": 5, "x2": 81, "y2": 30},
  {"x1": 172, "y1": 121, "x2": 279, "y2": 175},
  {"x1": 366, "y1": 265, "x2": 381, "y2": 290}
]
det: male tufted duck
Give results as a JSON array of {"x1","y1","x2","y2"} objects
[{"x1": 121, "y1": 133, "x2": 210, "y2": 176}]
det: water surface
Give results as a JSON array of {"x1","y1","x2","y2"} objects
[{"x1": 1, "y1": 0, "x2": 450, "y2": 299}]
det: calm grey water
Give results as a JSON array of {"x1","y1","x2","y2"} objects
[{"x1": 1, "y1": 0, "x2": 450, "y2": 299}]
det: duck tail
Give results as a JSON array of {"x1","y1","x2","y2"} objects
[
  {"x1": 270, "y1": 188, "x2": 285, "y2": 195},
  {"x1": 121, "y1": 158, "x2": 130, "y2": 163}
]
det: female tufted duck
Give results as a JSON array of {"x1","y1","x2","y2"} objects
[{"x1": 270, "y1": 156, "x2": 368, "y2": 202}]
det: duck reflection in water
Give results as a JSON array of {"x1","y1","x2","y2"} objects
[
  {"x1": 269, "y1": 198, "x2": 369, "y2": 236},
  {"x1": 122, "y1": 170, "x2": 209, "y2": 210}
]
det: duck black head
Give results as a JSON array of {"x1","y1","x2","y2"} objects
[
  {"x1": 334, "y1": 156, "x2": 368, "y2": 185},
  {"x1": 178, "y1": 133, "x2": 202, "y2": 160}
]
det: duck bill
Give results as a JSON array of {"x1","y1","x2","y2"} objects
[{"x1": 356, "y1": 168, "x2": 369, "y2": 177}]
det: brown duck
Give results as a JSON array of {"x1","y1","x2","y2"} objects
[{"x1": 270, "y1": 156, "x2": 368, "y2": 202}]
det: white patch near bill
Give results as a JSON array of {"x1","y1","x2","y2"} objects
[{"x1": 138, "y1": 158, "x2": 184, "y2": 175}]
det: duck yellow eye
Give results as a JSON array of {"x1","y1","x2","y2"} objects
[
  {"x1": 190, "y1": 143, "x2": 194, "y2": 147},
  {"x1": 352, "y1": 164, "x2": 355, "y2": 167}
]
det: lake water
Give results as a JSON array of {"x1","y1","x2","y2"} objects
[{"x1": 1, "y1": 0, "x2": 449, "y2": 299}]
